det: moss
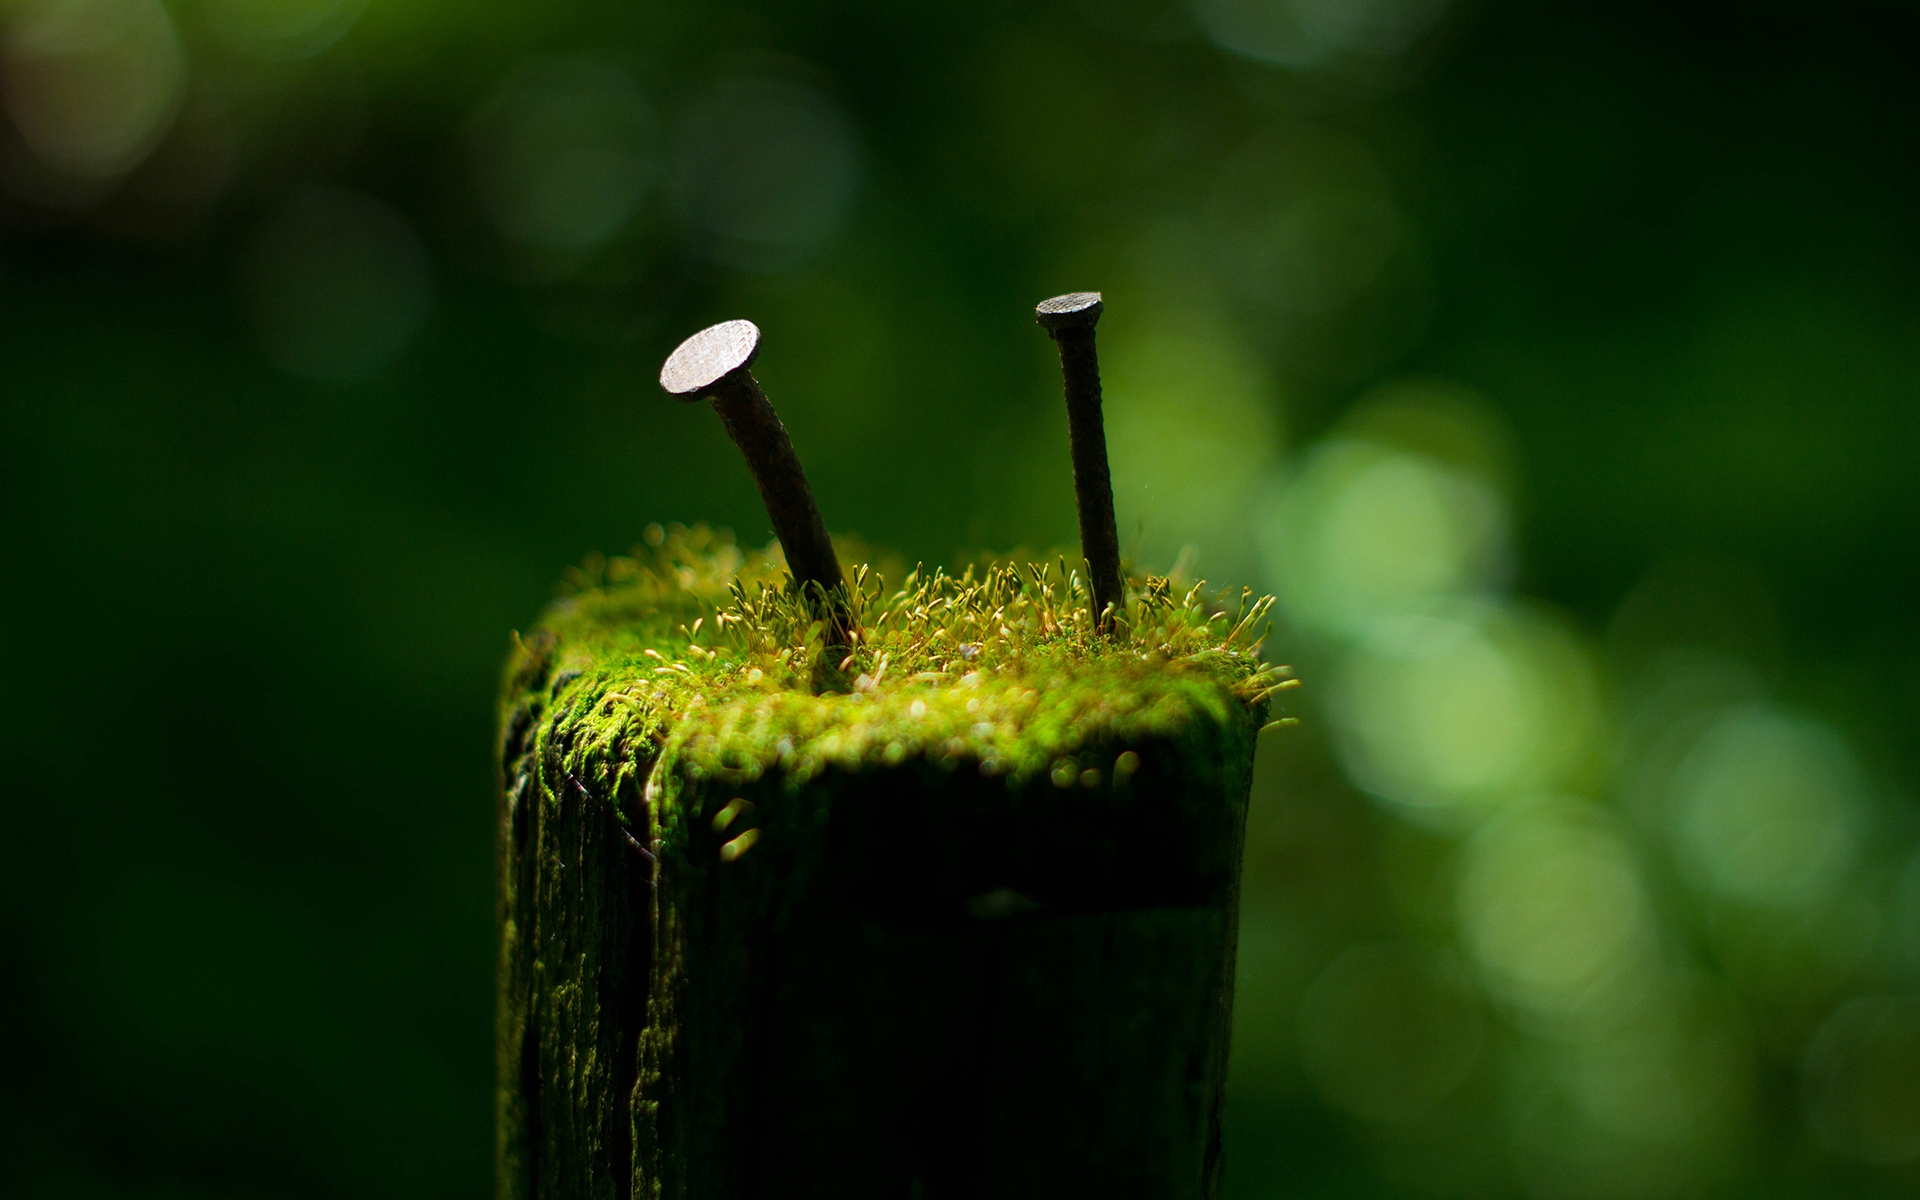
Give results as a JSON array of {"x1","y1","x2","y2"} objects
[
  {"x1": 500, "y1": 523, "x2": 1292, "y2": 865},
  {"x1": 496, "y1": 523, "x2": 1296, "y2": 1199}
]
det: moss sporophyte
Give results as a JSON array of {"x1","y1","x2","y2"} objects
[{"x1": 500, "y1": 524, "x2": 1295, "y2": 868}]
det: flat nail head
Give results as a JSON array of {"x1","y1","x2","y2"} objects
[
  {"x1": 660, "y1": 319, "x2": 761, "y2": 400},
  {"x1": 1035, "y1": 292, "x2": 1103, "y2": 331}
]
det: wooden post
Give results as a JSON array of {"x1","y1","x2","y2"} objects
[{"x1": 496, "y1": 544, "x2": 1272, "y2": 1200}]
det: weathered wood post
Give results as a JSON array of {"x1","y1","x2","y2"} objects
[{"x1": 496, "y1": 304, "x2": 1283, "y2": 1200}]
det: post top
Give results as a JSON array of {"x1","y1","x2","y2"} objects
[
  {"x1": 1035, "y1": 292, "x2": 1103, "y2": 330},
  {"x1": 660, "y1": 319, "x2": 761, "y2": 399}
]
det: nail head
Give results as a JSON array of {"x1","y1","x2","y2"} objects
[
  {"x1": 660, "y1": 319, "x2": 761, "y2": 399},
  {"x1": 1035, "y1": 292, "x2": 1103, "y2": 330}
]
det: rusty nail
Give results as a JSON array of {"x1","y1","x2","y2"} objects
[
  {"x1": 659, "y1": 319, "x2": 853, "y2": 639},
  {"x1": 1036, "y1": 292, "x2": 1124, "y2": 634}
]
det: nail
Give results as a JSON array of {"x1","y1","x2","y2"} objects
[
  {"x1": 659, "y1": 319, "x2": 854, "y2": 639},
  {"x1": 1036, "y1": 292, "x2": 1124, "y2": 634}
]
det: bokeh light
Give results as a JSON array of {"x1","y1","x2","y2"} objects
[
  {"x1": 1260, "y1": 378, "x2": 1512, "y2": 639},
  {"x1": 669, "y1": 71, "x2": 861, "y2": 271},
  {"x1": 1191, "y1": 0, "x2": 1452, "y2": 69},
  {"x1": 1101, "y1": 304, "x2": 1281, "y2": 578},
  {"x1": 1, "y1": 0, "x2": 183, "y2": 184},
  {"x1": 1456, "y1": 798, "x2": 1655, "y2": 1021},
  {"x1": 1663, "y1": 706, "x2": 1869, "y2": 910},
  {"x1": 238, "y1": 187, "x2": 433, "y2": 381},
  {"x1": 468, "y1": 56, "x2": 660, "y2": 255},
  {"x1": 201, "y1": 0, "x2": 366, "y2": 61},
  {"x1": 1328, "y1": 603, "x2": 1600, "y2": 824}
]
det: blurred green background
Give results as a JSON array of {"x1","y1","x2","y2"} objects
[{"x1": 5, "y1": 0, "x2": 1920, "y2": 1196}]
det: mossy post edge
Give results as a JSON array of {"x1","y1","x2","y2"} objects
[{"x1": 497, "y1": 530, "x2": 1289, "y2": 1198}]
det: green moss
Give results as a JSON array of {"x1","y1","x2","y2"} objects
[
  {"x1": 496, "y1": 523, "x2": 1297, "y2": 1197},
  {"x1": 500, "y1": 523, "x2": 1292, "y2": 864}
]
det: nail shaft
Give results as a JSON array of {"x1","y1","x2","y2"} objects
[
  {"x1": 706, "y1": 370, "x2": 847, "y2": 603},
  {"x1": 1037, "y1": 292, "x2": 1124, "y2": 634},
  {"x1": 660, "y1": 320, "x2": 854, "y2": 643}
]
